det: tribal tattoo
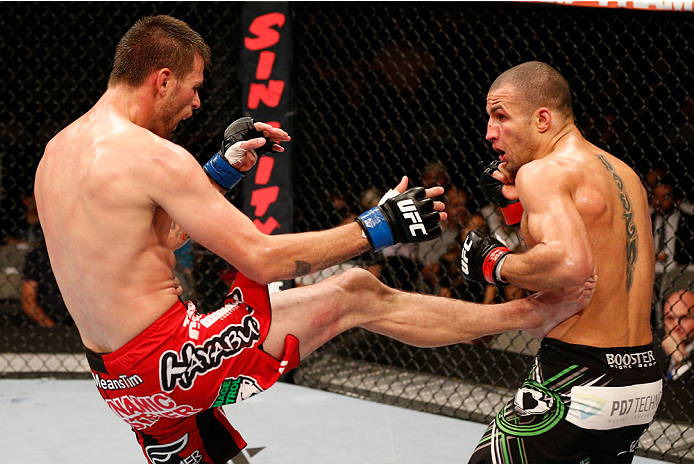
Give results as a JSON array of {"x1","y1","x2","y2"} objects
[{"x1": 596, "y1": 154, "x2": 638, "y2": 290}]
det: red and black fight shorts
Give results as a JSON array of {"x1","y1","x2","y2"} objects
[{"x1": 86, "y1": 274, "x2": 300, "y2": 464}]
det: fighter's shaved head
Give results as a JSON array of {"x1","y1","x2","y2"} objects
[{"x1": 489, "y1": 61, "x2": 573, "y2": 121}]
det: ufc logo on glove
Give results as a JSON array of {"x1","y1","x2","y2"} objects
[
  {"x1": 397, "y1": 199, "x2": 427, "y2": 237},
  {"x1": 356, "y1": 186, "x2": 442, "y2": 252}
]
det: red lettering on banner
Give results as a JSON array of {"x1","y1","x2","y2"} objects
[
  {"x1": 244, "y1": 10, "x2": 289, "y2": 232},
  {"x1": 248, "y1": 81, "x2": 285, "y2": 109},
  {"x1": 253, "y1": 217, "x2": 280, "y2": 235},
  {"x1": 256, "y1": 51, "x2": 276, "y2": 80},
  {"x1": 251, "y1": 186, "x2": 279, "y2": 217},
  {"x1": 255, "y1": 157, "x2": 275, "y2": 185},
  {"x1": 245, "y1": 13, "x2": 286, "y2": 50}
]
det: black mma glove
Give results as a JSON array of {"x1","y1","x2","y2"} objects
[
  {"x1": 461, "y1": 229, "x2": 512, "y2": 286},
  {"x1": 480, "y1": 160, "x2": 524, "y2": 227},
  {"x1": 203, "y1": 117, "x2": 275, "y2": 190},
  {"x1": 356, "y1": 187, "x2": 441, "y2": 252}
]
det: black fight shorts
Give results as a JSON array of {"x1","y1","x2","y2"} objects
[{"x1": 469, "y1": 338, "x2": 662, "y2": 464}]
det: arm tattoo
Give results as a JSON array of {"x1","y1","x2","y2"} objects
[
  {"x1": 293, "y1": 260, "x2": 312, "y2": 278},
  {"x1": 596, "y1": 154, "x2": 638, "y2": 290}
]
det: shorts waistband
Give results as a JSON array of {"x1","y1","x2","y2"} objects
[
  {"x1": 539, "y1": 338, "x2": 661, "y2": 380},
  {"x1": 86, "y1": 299, "x2": 187, "y2": 374}
]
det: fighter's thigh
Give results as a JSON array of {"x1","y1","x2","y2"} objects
[
  {"x1": 587, "y1": 423, "x2": 648, "y2": 464},
  {"x1": 265, "y1": 268, "x2": 382, "y2": 360},
  {"x1": 469, "y1": 420, "x2": 593, "y2": 464}
]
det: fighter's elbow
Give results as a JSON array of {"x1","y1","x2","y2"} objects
[
  {"x1": 225, "y1": 236, "x2": 278, "y2": 284},
  {"x1": 559, "y1": 253, "x2": 594, "y2": 288},
  {"x1": 243, "y1": 249, "x2": 281, "y2": 285},
  {"x1": 252, "y1": 272, "x2": 277, "y2": 286},
  {"x1": 241, "y1": 267, "x2": 274, "y2": 285}
]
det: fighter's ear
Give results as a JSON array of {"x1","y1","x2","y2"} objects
[
  {"x1": 536, "y1": 107, "x2": 551, "y2": 133},
  {"x1": 155, "y1": 68, "x2": 173, "y2": 97}
]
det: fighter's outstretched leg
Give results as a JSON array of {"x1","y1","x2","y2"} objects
[{"x1": 263, "y1": 268, "x2": 595, "y2": 361}]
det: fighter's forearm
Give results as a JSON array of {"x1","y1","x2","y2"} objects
[
  {"x1": 243, "y1": 222, "x2": 372, "y2": 284},
  {"x1": 500, "y1": 243, "x2": 592, "y2": 291}
]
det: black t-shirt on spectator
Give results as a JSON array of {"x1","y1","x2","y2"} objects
[{"x1": 22, "y1": 245, "x2": 72, "y2": 324}]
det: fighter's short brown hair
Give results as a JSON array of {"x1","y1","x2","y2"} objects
[
  {"x1": 108, "y1": 15, "x2": 212, "y2": 87},
  {"x1": 490, "y1": 61, "x2": 573, "y2": 120}
]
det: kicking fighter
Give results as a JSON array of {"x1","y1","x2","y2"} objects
[
  {"x1": 35, "y1": 18, "x2": 595, "y2": 464},
  {"x1": 463, "y1": 61, "x2": 660, "y2": 463}
]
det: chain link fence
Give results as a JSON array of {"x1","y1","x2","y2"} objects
[{"x1": 1, "y1": 2, "x2": 692, "y2": 462}]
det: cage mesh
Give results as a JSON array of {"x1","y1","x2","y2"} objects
[{"x1": 1, "y1": 2, "x2": 692, "y2": 461}]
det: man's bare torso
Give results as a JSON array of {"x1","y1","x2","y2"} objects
[
  {"x1": 35, "y1": 96, "x2": 182, "y2": 353},
  {"x1": 519, "y1": 137, "x2": 654, "y2": 347}
]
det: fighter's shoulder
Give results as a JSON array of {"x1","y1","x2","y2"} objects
[
  {"x1": 516, "y1": 156, "x2": 571, "y2": 186},
  {"x1": 112, "y1": 127, "x2": 196, "y2": 170},
  {"x1": 145, "y1": 134, "x2": 195, "y2": 165},
  {"x1": 589, "y1": 150, "x2": 642, "y2": 186}
]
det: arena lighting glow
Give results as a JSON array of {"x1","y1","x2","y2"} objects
[{"x1": 536, "y1": 0, "x2": 693, "y2": 11}]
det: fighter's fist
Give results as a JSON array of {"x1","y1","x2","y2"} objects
[
  {"x1": 219, "y1": 117, "x2": 278, "y2": 170},
  {"x1": 204, "y1": 117, "x2": 289, "y2": 190},
  {"x1": 461, "y1": 229, "x2": 512, "y2": 286},
  {"x1": 356, "y1": 186, "x2": 442, "y2": 252},
  {"x1": 480, "y1": 161, "x2": 523, "y2": 227}
]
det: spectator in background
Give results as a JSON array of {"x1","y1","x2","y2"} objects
[
  {"x1": 419, "y1": 185, "x2": 469, "y2": 288},
  {"x1": 367, "y1": 184, "x2": 421, "y2": 292},
  {"x1": 417, "y1": 161, "x2": 452, "y2": 285},
  {"x1": 665, "y1": 97, "x2": 694, "y2": 155},
  {"x1": 359, "y1": 187, "x2": 382, "y2": 212},
  {"x1": 650, "y1": 177, "x2": 694, "y2": 278},
  {"x1": 22, "y1": 239, "x2": 72, "y2": 326},
  {"x1": 482, "y1": 270, "x2": 526, "y2": 305},
  {"x1": 662, "y1": 289, "x2": 694, "y2": 381},
  {"x1": 20, "y1": 194, "x2": 43, "y2": 245},
  {"x1": 444, "y1": 184, "x2": 470, "y2": 227},
  {"x1": 18, "y1": 194, "x2": 71, "y2": 327},
  {"x1": 1, "y1": 192, "x2": 42, "y2": 308},
  {"x1": 477, "y1": 204, "x2": 526, "y2": 305},
  {"x1": 295, "y1": 211, "x2": 383, "y2": 287},
  {"x1": 296, "y1": 194, "x2": 381, "y2": 288},
  {"x1": 645, "y1": 169, "x2": 693, "y2": 214},
  {"x1": 4, "y1": 193, "x2": 43, "y2": 247},
  {"x1": 658, "y1": 289, "x2": 694, "y2": 424},
  {"x1": 330, "y1": 192, "x2": 355, "y2": 227},
  {"x1": 645, "y1": 167, "x2": 666, "y2": 196},
  {"x1": 424, "y1": 214, "x2": 488, "y2": 301},
  {"x1": 445, "y1": 214, "x2": 486, "y2": 301},
  {"x1": 421, "y1": 159, "x2": 448, "y2": 190},
  {"x1": 480, "y1": 202, "x2": 522, "y2": 253},
  {"x1": 173, "y1": 239, "x2": 197, "y2": 302}
]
